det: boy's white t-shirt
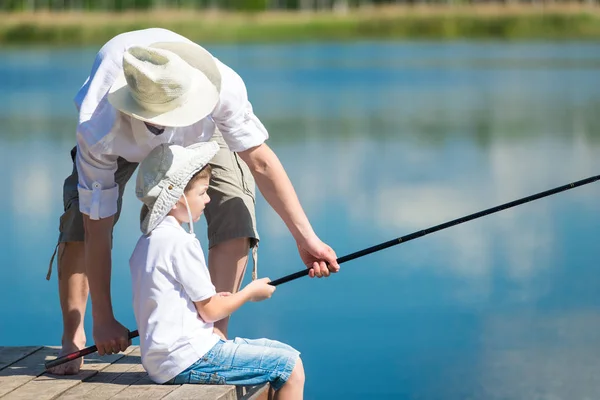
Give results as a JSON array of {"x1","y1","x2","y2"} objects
[{"x1": 129, "y1": 215, "x2": 221, "y2": 384}]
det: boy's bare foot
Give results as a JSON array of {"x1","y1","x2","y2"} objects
[{"x1": 47, "y1": 340, "x2": 85, "y2": 375}]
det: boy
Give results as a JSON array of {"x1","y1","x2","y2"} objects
[
  {"x1": 129, "y1": 142, "x2": 305, "y2": 399},
  {"x1": 49, "y1": 29, "x2": 339, "y2": 375}
]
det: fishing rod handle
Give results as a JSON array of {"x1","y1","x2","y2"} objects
[{"x1": 44, "y1": 330, "x2": 139, "y2": 370}]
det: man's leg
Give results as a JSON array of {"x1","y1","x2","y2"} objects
[
  {"x1": 47, "y1": 149, "x2": 138, "y2": 375},
  {"x1": 209, "y1": 238, "x2": 250, "y2": 338},
  {"x1": 47, "y1": 241, "x2": 87, "y2": 375},
  {"x1": 47, "y1": 147, "x2": 88, "y2": 375},
  {"x1": 205, "y1": 132, "x2": 259, "y2": 339}
]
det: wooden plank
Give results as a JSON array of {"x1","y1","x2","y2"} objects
[
  {"x1": 162, "y1": 384, "x2": 237, "y2": 400},
  {"x1": 0, "y1": 347, "x2": 60, "y2": 397},
  {"x1": 1, "y1": 346, "x2": 135, "y2": 400},
  {"x1": 1, "y1": 345, "x2": 265, "y2": 400},
  {"x1": 0, "y1": 347, "x2": 42, "y2": 372},
  {"x1": 106, "y1": 365, "x2": 179, "y2": 399},
  {"x1": 55, "y1": 348, "x2": 145, "y2": 400}
]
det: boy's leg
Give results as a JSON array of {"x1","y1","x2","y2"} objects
[
  {"x1": 169, "y1": 338, "x2": 301, "y2": 395},
  {"x1": 47, "y1": 148, "x2": 137, "y2": 375},
  {"x1": 232, "y1": 338, "x2": 299, "y2": 354},
  {"x1": 230, "y1": 339, "x2": 305, "y2": 399},
  {"x1": 205, "y1": 131, "x2": 259, "y2": 339},
  {"x1": 274, "y1": 357, "x2": 305, "y2": 400}
]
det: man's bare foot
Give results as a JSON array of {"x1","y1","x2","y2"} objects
[{"x1": 47, "y1": 340, "x2": 85, "y2": 375}]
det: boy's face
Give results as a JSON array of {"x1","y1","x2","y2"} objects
[{"x1": 177, "y1": 176, "x2": 211, "y2": 223}]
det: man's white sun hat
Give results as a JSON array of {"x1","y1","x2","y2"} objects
[
  {"x1": 136, "y1": 141, "x2": 219, "y2": 235},
  {"x1": 108, "y1": 42, "x2": 221, "y2": 128}
]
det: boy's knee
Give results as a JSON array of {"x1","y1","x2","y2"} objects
[{"x1": 287, "y1": 357, "x2": 305, "y2": 386}]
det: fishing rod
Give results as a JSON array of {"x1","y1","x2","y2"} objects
[
  {"x1": 45, "y1": 174, "x2": 600, "y2": 371},
  {"x1": 44, "y1": 330, "x2": 139, "y2": 370},
  {"x1": 270, "y1": 173, "x2": 600, "y2": 286}
]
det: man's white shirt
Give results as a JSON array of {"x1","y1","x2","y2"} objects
[{"x1": 75, "y1": 28, "x2": 269, "y2": 219}]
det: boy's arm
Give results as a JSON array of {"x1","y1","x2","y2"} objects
[
  {"x1": 173, "y1": 239, "x2": 249, "y2": 324},
  {"x1": 193, "y1": 290, "x2": 250, "y2": 323},
  {"x1": 194, "y1": 278, "x2": 275, "y2": 323}
]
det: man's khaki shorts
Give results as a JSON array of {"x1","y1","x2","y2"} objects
[{"x1": 54, "y1": 131, "x2": 259, "y2": 254}]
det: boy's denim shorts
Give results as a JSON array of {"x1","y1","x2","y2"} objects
[{"x1": 165, "y1": 337, "x2": 300, "y2": 391}]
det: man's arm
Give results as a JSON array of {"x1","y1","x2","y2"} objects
[
  {"x1": 83, "y1": 215, "x2": 113, "y2": 320},
  {"x1": 75, "y1": 129, "x2": 130, "y2": 356},
  {"x1": 238, "y1": 144, "x2": 312, "y2": 242},
  {"x1": 82, "y1": 215, "x2": 130, "y2": 355},
  {"x1": 210, "y1": 59, "x2": 339, "y2": 277},
  {"x1": 238, "y1": 144, "x2": 340, "y2": 277}
]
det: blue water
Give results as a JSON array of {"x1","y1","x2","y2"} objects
[{"x1": 1, "y1": 41, "x2": 600, "y2": 399}]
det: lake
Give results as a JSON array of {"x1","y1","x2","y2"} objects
[{"x1": 1, "y1": 41, "x2": 600, "y2": 399}]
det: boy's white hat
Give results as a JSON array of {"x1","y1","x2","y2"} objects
[
  {"x1": 136, "y1": 141, "x2": 219, "y2": 235},
  {"x1": 108, "y1": 42, "x2": 221, "y2": 128}
]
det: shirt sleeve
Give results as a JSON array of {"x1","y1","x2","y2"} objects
[
  {"x1": 211, "y1": 59, "x2": 269, "y2": 152},
  {"x1": 74, "y1": 43, "x2": 123, "y2": 220},
  {"x1": 75, "y1": 131, "x2": 120, "y2": 220},
  {"x1": 171, "y1": 239, "x2": 216, "y2": 302}
]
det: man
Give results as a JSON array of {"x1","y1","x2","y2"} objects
[{"x1": 47, "y1": 28, "x2": 339, "y2": 375}]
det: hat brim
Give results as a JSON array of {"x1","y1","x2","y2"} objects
[
  {"x1": 107, "y1": 41, "x2": 221, "y2": 128},
  {"x1": 140, "y1": 141, "x2": 219, "y2": 235}
]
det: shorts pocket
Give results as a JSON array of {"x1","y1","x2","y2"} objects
[
  {"x1": 190, "y1": 371, "x2": 226, "y2": 385},
  {"x1": 58, "y1": 204, "x2": 75, "y2": 233},
  {"x1": 233, "y1": 152, "x2": 255, "y2": 201},
  {"x1": 58, "y1": 200, "x2": 84, "y2": 241}
]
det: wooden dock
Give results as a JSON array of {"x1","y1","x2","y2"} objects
[{"x1": 0, "y1": 346, "x2": 269, "y2": 399}]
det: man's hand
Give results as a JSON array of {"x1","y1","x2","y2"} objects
[
  {"x1": 238, "y1": 143, "x2": 340, "y2": 279},
  {"x1": 93, "y1": 318, "x2": 131, "y2": 356},
  {"x1": 297, "y1": 235, "x2": 340, "y2": 278}
]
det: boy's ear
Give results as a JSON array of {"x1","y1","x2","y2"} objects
[{"x1": 173, "y1": 195, "x2": 186, "y2": 210}]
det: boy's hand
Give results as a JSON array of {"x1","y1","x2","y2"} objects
[
  {"x1": 216, "y1": 292, "x2": 232, "y2": 297},
  {"x1": 245, "y1": 278, "x2": 276, "y2": 302}
]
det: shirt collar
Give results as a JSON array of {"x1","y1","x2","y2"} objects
[
  {"x1": 157, "y1": 215, "x2": 185, "y2": 231},
  {"x1": 130, "y1": 117, "x2": 160, "y2": 146}
]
